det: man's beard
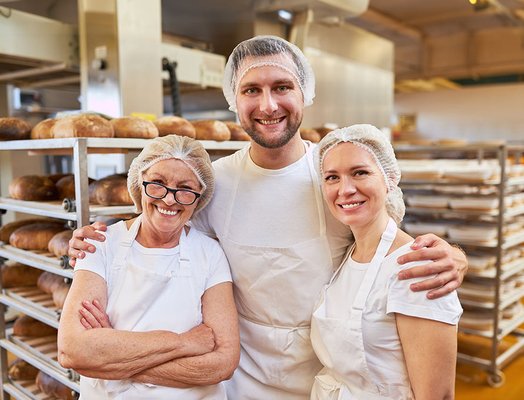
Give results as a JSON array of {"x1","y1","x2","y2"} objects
[{"x1": 244, "y1": 117, "x2": 302, "y2": 149}]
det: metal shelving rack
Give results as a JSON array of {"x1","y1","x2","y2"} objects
[
  {"x1": 395, "y1": 142, "x2": 524, "y2": 387},
  {"x1": 0, "y1": 137, "x2": 248, "y2": 399}
]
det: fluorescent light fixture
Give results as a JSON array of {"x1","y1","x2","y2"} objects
[{"x1": 278, "y1": 9, "x2": 293, "y2": 22}]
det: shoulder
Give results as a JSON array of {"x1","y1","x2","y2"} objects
[
  {"x1": 187, "y1": 227, "x2": 224, "y2": 254},
  {"x1": 212, "y1": 147, "x2": 248, "y2": 174}
]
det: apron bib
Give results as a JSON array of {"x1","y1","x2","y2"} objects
[
  {"x1": 222, "y1": 146, "x2": 333, "y2": 399},
  {"x1": 80, "y1": 216, "x2": 226, "y2": 400},
  {"x1": 310, "y1": 218, "x2": 404, "y2": 400}
]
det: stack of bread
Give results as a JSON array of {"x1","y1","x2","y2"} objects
[
  {"x1": 7, "y1": 221, "x2": 66, "y2": 251},
  {"x1": 37, "y1": 271, "x2": 70, "y2": 309},
  {"x1": 1, "y1": 261, "x2": 43, "y2": 287},
  {"x1": 0, "y1": 118, "x2": 32, "y2": 141}
]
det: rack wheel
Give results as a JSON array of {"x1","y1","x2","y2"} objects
[{"x1": 487, "y1": 371, "x2": 505, "y2": 388}]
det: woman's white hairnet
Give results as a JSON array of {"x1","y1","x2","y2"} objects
[
  {"x1": 316, "y1": 124, "x2": 405, "y2": 225},
  {"x1": 223, "y1": 35, "x2": 315, "y2": 112},
  {"x1": 127, "y1": 135, "x2": 215, "y2": 215}
]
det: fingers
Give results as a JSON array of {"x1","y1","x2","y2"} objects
[
  {"x1": 427, "y1": 279, "x2": 461, "y2": 299},
  {"x1": 80, "y1": 317, "x2": 92, "y2": 330},
  {"x1": 397, "y1": 246, "x2": 449, "y2": 266},
  {"x1": 81, "y1": 300, "x2": 112, "y2": 328},
  {"x1": 402, "y1": 268, "x2": 460, "y2": 298},
  {"x1": 410, "y1": 233, "x2": 441, "y2": 250},
  {"x1": 79, "y1": 306, "x2": 102, "y2": 329}
]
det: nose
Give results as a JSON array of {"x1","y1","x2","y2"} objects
[
  {"x1": 259, "y1": 89, "x2": 278, "y2": 114},
  {"x1": 338, "y1": 176, "x2": 357, "y2": 196},
  {"x1": 162, "y1": 191, "x2": 177, "y2": 206}
]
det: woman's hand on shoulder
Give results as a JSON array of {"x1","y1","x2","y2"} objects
[
  {"x1": 396, "y1": 233, "x2": 467, "y2": 299},
  {"x1": 68, "y1": 221, "x2": 108, "y2": 268}
]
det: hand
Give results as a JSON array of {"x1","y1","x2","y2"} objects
[
  {"x1": 396, "y1": 234, "x2": 468, "y2": 299},
  {"x1": 79, "y1": 299, "x2": 112, "y2": 329},
  {"x1": 180, "y1": 324, "x2": 215, "y2": 357},
  {"x1": 68, "y1": 221, "x2": 108, "y2": 268}
]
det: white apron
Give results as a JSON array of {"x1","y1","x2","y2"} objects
[
  {"x1": 222, "y1": 147, "x2": 333, "y2": 400},
  {"x1": 80, "y1": 216, "x2": 226, "y2": 400},
  {"x1": 310, "y1": 218, "x2": 412, "y2": 400}
]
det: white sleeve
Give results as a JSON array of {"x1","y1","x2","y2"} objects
[
  {"x1": 204, "y1": 239, "x2": 232, "y2": 290},
  {"x1": 74, "y1": 236, "x2": 108, "y2": 282},
  {"x1": 385, "y1": 259, "x2": 463, "y2": 325}
]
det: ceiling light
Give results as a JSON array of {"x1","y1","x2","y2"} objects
[{"x1": 277, "y1": 9, "x2": 293, "y2": 23}]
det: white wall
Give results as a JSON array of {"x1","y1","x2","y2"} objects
[{"x1": 394, "y1": 83, "x2": 524, "y2": 141}]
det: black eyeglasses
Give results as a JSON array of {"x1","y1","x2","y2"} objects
[{"x1": 142, "y1": 181, "x2": 201, "y2": 205}]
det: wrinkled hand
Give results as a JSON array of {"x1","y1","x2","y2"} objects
[
  {"x1": 79, "y1": 299, "x2": 112, "y2": 329},
  {"x1": 180, "y1": 324, "x2": 216, "y2": 357},
  {"x1": 68, "y1": 221, "x2": 108, "y2": 268},
  {"x1": 396, "y1": 233, "x2": 467, "y2": 299}
]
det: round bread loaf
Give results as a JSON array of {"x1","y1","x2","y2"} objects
[
  {"x1": 31, "y1": 118, "x2": 56, "y2": 139},
  {"x1": 55, "y1": 175, "x2": 95, "y2": 199},
  {"x1": 300, "y1": 128, "x2": 321, "y2": 143},
  {"x1": 0, "y1": 117, "x2": 31, "y2": 141},
  {"x1": 0, "y1": 218, "x2": 51, "y2": 243},
  {"x1": 9, "y1": 222, "x2": 66, "y2": 251},
  {"x1": 89, "y1": 174, "x2": 132, "y2": 205},
  {"x1": 52, "y1": 114, "x2": 114, "y2": 138},
  {"x1": 111, "y1": 117, "x2": 159, "y2": 139},
  {"x1": 192, "y1": 120, "x2": 231, "y2": 141},
  {"x1": 13, "y1": 315, "x2": 57, "y2": 337},
  {"x1": 52, "y1": 284, "x2": 70, "y2": 309},
  {"x1": 224, "y1": 121, "x2": 250, "y2": 141},
  {"x1": 1, "y1": 261, "x2": 43, "y2": 288},
  {"x1": 37, "y1": 272, "x2": 66, "y2": 294},
  {"x1": 36, "y1": 371, "x2": 75, "y2": 400},
  {"x1": 315, "y1": 127, "x2": 333, "y2": 139},
  {"x1": 8, "y1": 359, "x2": 39, "y2": 380},
  {"x1": 9, "y1": 175, "x2": 58, "y2": 201},
  {"x1": 48, "y1": 230, "x2": 73, "y2": 258},
  {"x1": 154, "y1": 116, "x2": 196, "y2": 138}
]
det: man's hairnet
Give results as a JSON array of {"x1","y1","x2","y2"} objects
[
  {"x1": 223, "y1": 35, "x2": 315, "y2": 112},
  {"x1": 315, "y1": 124, "x2": 405, "y2": 225},
  {"x1": 127, "y1": 135, "x2": 215, "y2": 215}
]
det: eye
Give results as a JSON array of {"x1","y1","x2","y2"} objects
[
  {"x1": 242, "y1": 87, "x2": 259, "y2": 95},
  {"x1": 353, "y1": 169, "x2": 369, "y2": 177},
  {"x1": 323, "y1": 174, "x2": 339, "y2": 182},
  {"x1": 275, "y1": 85, "x2": 290, "y2": 93}
]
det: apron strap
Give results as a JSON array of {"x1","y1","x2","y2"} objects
[
  {"x1": 177, "y1": 227, "x2": 191, "y2": 275},
  {"x1": 352, "y1": 218, "x2": 397, "y2": 313}
]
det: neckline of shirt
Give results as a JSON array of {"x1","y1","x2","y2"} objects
[{"x1": 244, "y1": 141, "x2": 313, "y2": 176}]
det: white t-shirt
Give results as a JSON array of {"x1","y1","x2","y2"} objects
[
  {"x1": 323, "y1": 242, "x2": 463, "y2": 392},
  {"x1": 74, "y1": 221, "x2": 232, "y2": 399},
  {"x1": 193, "y1": 145, "x2": 352, "y2": 273}
]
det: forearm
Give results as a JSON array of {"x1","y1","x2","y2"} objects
[
  {"x1": 58, "y1": 328, "x2": 191, "y2": 380},
  {"x1": 132, "y1": 346, "x2": 238, "y2": 387}
]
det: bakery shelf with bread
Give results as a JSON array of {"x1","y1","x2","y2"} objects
[{"x1": 396, "y1": 141, "x2": 524, "y2": 386}]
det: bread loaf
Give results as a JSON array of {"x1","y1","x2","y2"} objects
[
  {"x1": 89, "y1": 174, "x2": 132, "y2": 205},
  {"x1": 1, "y1": 261, "x2": 43, "y2": 288},
  {"x1": 36, "y1": 371, "x2": 75, "y2": 400},
  {"x1": 37, "y1": 272, "x2": 66, "y2": 294},
  {"x1": 224, "y1": 121, "x2": 250, "y2": 141},
  {"x1": 31, "y1": 118, "x2": 56, "y2": 139},
  {"x1": 8, "y1": 359, "x2": 39, "y2": 380},
  {"x1": 300, "y1": 128, "x2": 321, "y2": 143},
  {"x1": 52, "y1": 284, "x2": 70, "y2": 309},
  {"x1": 55, "y1": 175, "x2": 95, "y2": 199},
  {"x1": 0, "y1": 218, "x2": 51, "y2": 243},
  {"x1": 154, "y1": 116, "x2": 196, "y2": 138},
  {"x1": 48, "y1": 230, "x2": 73, "y2": 258},
  {"x1": 111, "y1": 117, "x2": 159, "y2": 139},
  {"x1": 192, "y1": 120, "x2": 231, "y2": 141},
  {"x1": 52, "y1": 114, "x2": 114, "y2": 138},
  {"x1": 315, "y1": 127, "x2": 333, "y2": 139},
  {"x1": 13, "y1": 315, "x2": 57, "y2": 337},
  {"x1": 9, "y1": 222, "x2": 66, "y2": 251},
  {"x1": 0, "y1": 117, "x2": 31, "y2": 141},
  {"x1": 9, "y1": 175, "x2": 58, "y2": 201}
]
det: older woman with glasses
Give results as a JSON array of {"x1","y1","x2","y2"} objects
[{"x1": 58, "y1": 135, "x2": 239, "y2": 400}]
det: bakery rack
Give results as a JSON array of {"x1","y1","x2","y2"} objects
[
  {"x1": 396, "y1": 142, "x2": 524, "y2": 388},
  {"x1": 0, "y1": 137, "x2": 248, "y2": 399}
]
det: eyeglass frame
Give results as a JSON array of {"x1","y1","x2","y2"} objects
[{"x1": 142, "y1": 181, "x2": 201, "y2": 205}]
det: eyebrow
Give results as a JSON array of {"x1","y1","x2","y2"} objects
[
  {"x1": 323, "y1": 163, "x2": 372, "y2": 174},
  {"x1": 239, "y1": 78, "x2": 296, "y2": 90}
]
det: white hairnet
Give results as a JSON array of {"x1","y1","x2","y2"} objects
[
  {"x1": 316, "y1": 124, "x2": 405, "y2": 225},
  {"x1": 127, "y1": 135, "x2": 214, "y2": 215},
  {"x1": 223, "y1": 35, "x2": 315, "y2": 112}
]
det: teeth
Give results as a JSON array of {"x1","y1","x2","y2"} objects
[
  {"x1": 340, "y1": 202, "x2": 363, "y2": 209},
  {"x1": 157, "y1": 207, "x2": 179, "y2": 216},
  {"x1": 259, "y1": 118, "x2": 282, "y2": 125}
]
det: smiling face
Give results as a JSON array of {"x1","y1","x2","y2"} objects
[
  {"x1": 140, "y1": 158, "x2": 202, "y2": 239},
  {"x1": 235, "y1": 55, "x2": 304, "y2": 149},
  {"x1": 321, "y1": 142, "x2": 389, "y2": 230}
]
